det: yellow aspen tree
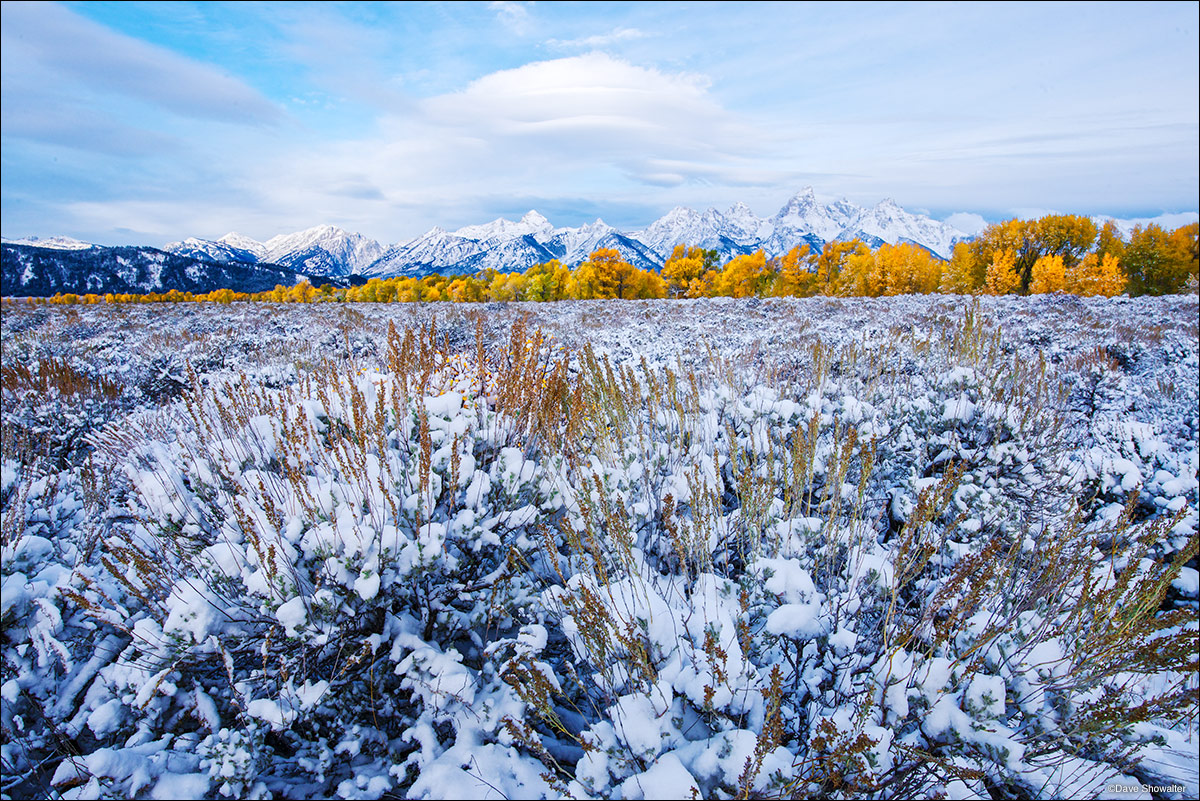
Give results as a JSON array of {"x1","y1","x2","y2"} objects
[
  {"x1": 913, "y1": 247, "x2": 942, "y2": 294},
  {"x1": 815, "y1": 240, "x2": 865, "y2": 295},
  {"x1": 628, "y1": 267, "x2": 667, "y2": 299},
  {"x1": 985, "y1": 249, "x2": 1020, "y2": 295},
  {"x1": 661, "y1": 245, "x2": 707, "y2": 297},
  {"x1": 941, "y1": 241, "x2": 981, "y2": 294},
  {"x1": 835, "y1": 248, "x2": 879, "y2": 296},
  {"x1": 714, "y1": 250, "x2": 773, "y2": 297},
  {"x1": 1096, "y1": 219, "x2": 1126, "y2": 261},
  {"x1": 1029, "y1": 254, "x2": 1066, "y2": 294},
  {"x1": 1168, "y1": 222, "x2": 1199, "y2": 292},
  {"x1": 877, "y1": 243, "x2": 936, "y2": 295},
  {"x1": 566, "y1": 260, "x2": 603, "y2": 299},
  {"x1": 874, "y1": 245, "x2": 904, "y2": 295},
  {"x1": 1068, "y1": 252, "x2": 1127, "y2": 296},
  {"x1": 772, "y1": 245, "x2": 817, "y2": 297},
  {"x1": 584, "y1": 248, "x2": 635, "y2": 298}
]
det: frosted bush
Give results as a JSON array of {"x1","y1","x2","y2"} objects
[{"x1": 2, "y1": 300, "x2": 1195, "y2": 799}]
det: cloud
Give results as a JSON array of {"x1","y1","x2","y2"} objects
[
  {"x1": 489, "y1": 1, "x2": 532, "y2": 35},
  {"x1": 547, "y1": 27, "x2": 649, "y2": 49},
  {"x1": 0, "y1": 1, "x2": 282, "y2": 125},
  {"x1": 1, "y1": 98, "x2": 179, "y2": 157},
  {"x1": 944, "y1": 212, "x2": 987, "y2": 236},
  {"x1": 417, "y1": 52, "x2": 759, "y2": 178}
]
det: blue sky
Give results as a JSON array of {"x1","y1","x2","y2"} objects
[{"x1": 2, "y1": 1, "x2": 1197, "y2": 246}]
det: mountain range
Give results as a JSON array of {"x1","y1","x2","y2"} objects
[
  {"x1": 0, "y1": 242, "x2": 332, "y2": 298},
  {"x1": 153, "y1": 188, "x2": 968, "y2": 280},
  {"x1": 7, "y1": 189, "x2": 1194, "y2": 297}
]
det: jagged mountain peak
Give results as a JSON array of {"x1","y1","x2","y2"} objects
[
  {"x1": 778, "y1": 186, "x2": 819, "y2": 211},
  {"x1": 76, "y1": 189, "x2": 978, "y2": 282},
  {"x1": 454, "y1": 212, "x2": 554, "y2": 242}
]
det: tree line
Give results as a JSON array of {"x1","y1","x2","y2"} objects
[{"x1": 10, "y1": 215, "x2": 1196, "y2": 305}]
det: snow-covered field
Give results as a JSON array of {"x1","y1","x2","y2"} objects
[{"x1": 2, "y1": 295, "x2": 1197, "y2": 800}]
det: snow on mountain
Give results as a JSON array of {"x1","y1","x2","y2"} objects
[
  {"x1": 0, "y1": 242, "x2": 316, "y2": 297},
  {"x1": 263, "y1": 224, "x2": 383, "y2": 277},
  {"x1": 363, "y1": 191, "x2": 967, "y2": 278},
  {"x1": 365, "y1": 228, "x2": 486, "y2": 278},
  {"x1": 365, "y1": 218, "x2": 661, "y2": 278},
  {"x1": 164, "y1": 225, "x2": 383, "y2": 278},
  {"x1": 633, "y1": 207, "x2": 739, "y2": 260},
  {"x1": 627, "y1": 189, "x2": 964, "y2": 265},
  {"x1": 545, "y1": 219, "x2": 617, "y2": 266},
  {"x1": 770, "y1": 187, "x2": 858, "y2": 243},
  {"x1": 165, "y1": 236, "x2": 262, "y2": 265},
  {"x1": 458, "y1": 235, "x2": 560, "y2": 275},
  {"x1": 20, "y1": 188, "x2": 1076, "y2": 282},
  {"x1": 1, "y1": 235, "x2": 96, "y2": 250},
  {"x1": 217, "y1": 232, "x2": 268, "y2": 260},
  {"x1": 538, "y1": 220, "x2": 660, "y2": 272},
  {"x1": 840, "y1": 198, "x2": 964, "y2": 259},
  {"x1": 722, "y1": 202, "x2": 769, "y2": 242},
  {"x1": 454, "y1": 211, "x2": 555, "y2": 244}
]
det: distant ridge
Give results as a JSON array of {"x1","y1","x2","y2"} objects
[
  {"x1": 9, "y1": 192, "x2": 1196, "y2": 289},
  {"x1": 0, "y1": 243, "x2": 340, "y2": 298},
  {"x1": 153, "y1": 188, "x2": 969, "y2": 279}
]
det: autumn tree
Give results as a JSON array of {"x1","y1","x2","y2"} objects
[
  {"x1": 835, "y1": 248, "x2": 880, "y2": 297},
  {"x1": 714, "y1": 250, "x2": 774, "y2": 297},
  {"x1": 874, "y1": 242, "x2": 941, "y2": 295},
  {"x1": 1032, "y1": 214, "x2": 1097, "y2": 267},
  {"x1": 1168, "y1": 222, "x2": 1199, "y2": 292},
  {"x1": 661, "y1": 245, "x2": 708, "y2": 298},
  {"x1": 662, "y1": 245, "x2": 715, "y2": 298},
  {"x1": 1095, "y1": 219, "x2": 1126, "y2": 262},
  {"x1": 287, "y1": 280, "x2": 317, "y2": 303},
  {"x1": 942, "y1": 241, "x2": 984, "y2": 294},
  {"x1": 523, "y1": 260, "x2": 571, "y2": 302},
  {"x1": 488, "y1": 270, "x2": 528, "y2": 302},
  {"x1": 1029, "y1": 254, "x2": 1066, "y2": 294},
  {"x1": 984, "y1": 249, "x2": 1020, "y2": 295},
  {"x1": 816, "y1": 240, "x2": 870, "y2": 295},
  {"x1": 581, "y1": 248, "x2": 636, "y2": 299},
  {"x1": 1124, "y1": 223, "x2": 1197, "y2": 295},
  {"x1": 772, "y1": 245, "x2": 818, "y2": 297},
  {"x1": 1067, "y1": 252, "x2": 1126, "y2": 296},
  {"x1": 627, "y1": 267, "x2": 667, "y2": 299},
  {"x1": 566, "y1": 260, "x2": 602, "y2": 300}
]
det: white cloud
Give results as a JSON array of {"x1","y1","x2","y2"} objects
[
  {"x1": 944, "y1": 212, "x2": 987, "y2": 236},
  {"x1": 418, "y1": 53, "x2": 748, "y2": 161},
  {"x1": 547, "y1": 27, "x2": 649, "y2": 49},
  {"x1": 0, "y1": 1, "x2": 282, "y2": 125},
  {"x1": 489, "y1": 1, "x2": 532, "y2": 35},
  {"x1": 116, "y1": 53, "x2": 779, "y2": 240}
]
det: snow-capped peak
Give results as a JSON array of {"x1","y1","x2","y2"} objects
[
  {"x1": 261, "y1": 225, "x2": 383, "y2": 275},
  {"x1": 453, "y1": 211, "x2": 555, "y2": 243},
  {"x1": 140, "y1": 188, "x2": 986, "y2": 280},
  {"x1": 3, "y1": 235, "x2": 96, "y2": 250},
  {"x1": 772, "y1": 187, "x2": 851, "y2": 241},
  {"x1": 218, "y1": 232, "x2": 267, "y2": 257}
]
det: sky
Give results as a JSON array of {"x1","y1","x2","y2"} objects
[{"x1": 1, "y1": 1, "x2": 1197, "y2": 247}]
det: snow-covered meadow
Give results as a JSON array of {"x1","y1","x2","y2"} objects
[{"x1": 2, "y1": 295, "x2": 1197, "y2": 800}]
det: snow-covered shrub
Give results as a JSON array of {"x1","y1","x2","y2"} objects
[
  {"x1": 3, "y1": 299, "x2": 1195, "y2": 799},
  {"x1": 65, "y1": 319, "x2": 573, "y2": 797},
  {"x1": 509, "y1": 308, "x2": 1197, "y2": 799}
]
